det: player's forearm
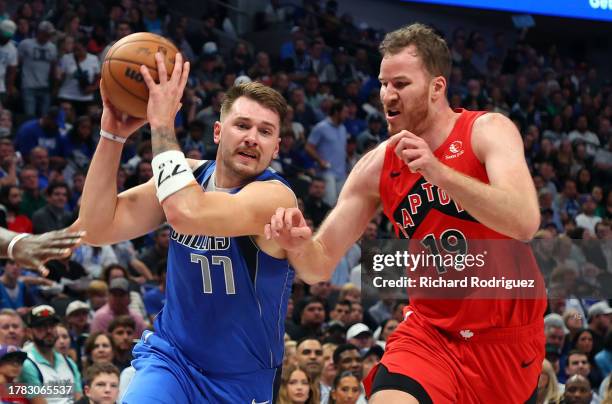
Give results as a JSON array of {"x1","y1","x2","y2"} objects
[
  {"x1": 78, "y1": 139, "x2": 123, "y2": 243},
  {"x1": 437, "y1": 166, "x2": 540, "y2": 240}
]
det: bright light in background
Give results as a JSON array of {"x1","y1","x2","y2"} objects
[{"x1": 403, "y1": 0, "x2": 612, "y2": 22}]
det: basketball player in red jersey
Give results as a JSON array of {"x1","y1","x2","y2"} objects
[{"x1": 266, "y1": 23, "x2": 546, "y2": 403}]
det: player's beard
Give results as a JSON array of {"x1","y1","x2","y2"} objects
[{"x1": 388, "y1": 87, "x2": 430, "y2": 136}]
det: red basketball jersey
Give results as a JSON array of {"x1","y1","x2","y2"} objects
[{"x1": 379, "y1": 109, "x2": 546, "y2": 331}]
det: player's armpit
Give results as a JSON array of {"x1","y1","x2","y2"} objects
[{"x1": 163, "y1": 180, "x2": 297, "y2": 237}]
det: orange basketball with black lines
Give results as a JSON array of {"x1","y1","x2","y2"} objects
[{"x1": 102, "y1": 32, "x2": 178, "y2": 118}]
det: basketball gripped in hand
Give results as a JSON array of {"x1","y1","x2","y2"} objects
[{"x1": 101, "y1": 32, "x2": 179, "y2": 119}]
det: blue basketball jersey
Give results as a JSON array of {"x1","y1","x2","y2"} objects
[{"x1": 155, "y1": 161, "x2": 294, "y2": 373}]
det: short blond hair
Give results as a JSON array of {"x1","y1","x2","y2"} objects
[{"x1": 379, "y1": 23, "x2": 451, "y2": 80}]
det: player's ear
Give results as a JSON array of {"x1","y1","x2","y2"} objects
[
  {"x1": 213, "y1": 121, "x2": 222, "y2": 144},
  {"x1": 431, "y1": 76, "x2": 446, "y2": 102},
  {"x1": 273, "y1": 134, "x2": 280, "y2": 159}
]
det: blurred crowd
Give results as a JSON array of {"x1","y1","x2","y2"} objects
[{"x1": 0, "y1": 0, "x2": 609, "y2": 403}]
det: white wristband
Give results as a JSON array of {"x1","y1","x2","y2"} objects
[
  {"x1": 7, "y1": 233, "x2": 30, "y2": 260},
  {"x1": 100, "y1": 129, "x2": 127, "y2": 144},
  {"x1": 152, "y1": 150, "x2": 196, "y2": 202}
]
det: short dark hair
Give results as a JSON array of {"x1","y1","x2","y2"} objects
[
  {"x1": 329, "y1": 100, "x2": 345, "y2": 116},
  {"x1": 84, "y1": 362, "x2": 120, "y2": 386},
  {"x1": 296, "y1": 337, "x2": 322, "y2": 351},
  {"x1": 108, "y1": 315, "x2": 135, "y2": 333},
  {"x1": 101, "y1": 264, "x2": 128, "y2": 285},
  {"x1": 333, "y1": 343, "x2": 359, "y2": 365},
  {"x1": 334, "y1": 300, "x2": 352, "y2": 309},
  {"x1": 221, "y1": 82, "x2": 287, "y2": 125},
  {"x1": 566, "y1": 349, "x2": 588, "y2": 364},
  {"x1": 46, "y1": 182, "x2": 70, "y2": 197}
]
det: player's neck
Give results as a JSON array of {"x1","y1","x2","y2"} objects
[
  {"x1": 214, "y1": 161, "x2": 248, "y2": 189},
  {"x1": 416, "y1": 106, "x2": 460, "y2": 151}
]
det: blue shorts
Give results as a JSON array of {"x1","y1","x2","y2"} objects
[{"x1": 122, "y1": 331, "x2": 280, "y2": 403}]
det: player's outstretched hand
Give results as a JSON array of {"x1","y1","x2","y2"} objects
[
  {"x1": 264, "y1": 207, "x2": 312, "y2": 252},
  {"x1": 140, "y1": 52, "x2": 190, "y2": 129},
  {"x1": 11, "y1": 230, "x2": 85, "y2": 277},
  {"x1": 99, "y1": 79, "x2": 147, "y2": 138}
]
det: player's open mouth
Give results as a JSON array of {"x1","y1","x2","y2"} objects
[
  {"x1": 387, "y1": 110, "x2": 400, "y2": 118},
  {"x1": 237, "y1": 151, "x2": 257, "y2": 160}
]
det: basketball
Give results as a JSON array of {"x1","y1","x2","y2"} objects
[{"x1": 101, "y1": 32, "x2": 178, "y2": 119}]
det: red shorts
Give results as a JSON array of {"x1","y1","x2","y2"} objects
[{"x1": 363, "y1": 306, "x2": 545, "y2": 403}]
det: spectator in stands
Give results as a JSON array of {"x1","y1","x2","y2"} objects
[
  {"x1": 346, "y1": 323, "x2": 374, "y2": 355},
  {"x1": 18, "y1": 21, "x2": 57, "y2": 117},
  {"x1": 303, "y1": 177, "x2": 330, "y2": 228},
  {"x1": 143, "y1": 262, "x2": 166, "y2": 321},
  {"x1": 78, "y1": 362, "x2": 120, "y2": 404},
  {"x1": 0, "y1": 139, "x2": 17, "y2": 187},
  {"x1": 575, "y1": 195, "x2": 602, "y2": 234},
  {"x1": 329, "y1": 370, "x2": 362, "y2": 404},
  {"x1": 306, "y1": 100, "x2": 348, "y2": 205},
  {"x1": 0, "y1": 19, "x2": 17, "y2": 106},
  {"x1": 277, "y1": 363, "x2": 319, "y2": 404},
  {"x1": 15, "y1": 106, "x2": 61, "y2": 158},
  {"x1": 333, "y1": 344, "x2": 362, "y2": 383},
  {"x1": 32, "y1": 181, "x2": 71, "y2": 234},
  {"x1": 86, "y1": 280, "x2": 108, "y2": 313},
  {"x1": 29, "y1": 146, "x2": 50, "y2": 190},
  {"x1": 320, "y1": 342, "x2": 338, "y2": 401},
  {"x1": 107, "y1": 315, "x2": 135, "y2": 372},
  {"x1": 0, "y1": 344, "x2": 27, "y2": 400},
  {"x1": 90, "y1": 278, "x2": 147, "y2": 337},
  {"x1": 563, "y1": 374, "x2": 593, "y2": 404},
  {"x1": 83, "y1": 331, "x2": 115, "y2": 369},
  {"x1": 54, "y1": 323, "x2": 77, "y2": 362},
  {"x1": 296, "y1": 338, "x2": 324, "y2": 382},
  {"x1": 138, "y1": 225, "x2": 170, "y2": 277},
  {"x1": 288, "y1": 296, "x2": 326, "y2": 341},
  {"x1": 0, "y1": 259, "x2": 36, "y2": 313},
  {"x1": 56, "y1": 36, "x2": 100, "y2": 116},
  {"x1": 587, "y1": 301, "x2": 612, "y2": 356},
  {"x1": 569, "y1": 115, "x2": 600, "y2": 158},
  {"x1": 59, "y1": 115, "x2": 96, "y2": 176},
  {"x1": 356, "y1": 113, "x2": 385, "y2": 154},
  {"x1": 375, "y1": 318, "x2": 398, "y2": 349},
  {"x1": 21, "y1": 305, "x2": 83, "y2": 401},
  {"x1": 537, "y1": 359, "x2": 562, "y2": 404},
  {"x1": 0, "y1": 185, "x2": 32, "y2": 233}
]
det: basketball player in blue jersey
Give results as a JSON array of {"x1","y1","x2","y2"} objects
[{"x1": 72, "y1": 52, "x2": 319, "y2": 403}]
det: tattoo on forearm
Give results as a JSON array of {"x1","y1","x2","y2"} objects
[{"x1": 151, "y1": 126, "x2": 181, "y2": 155}]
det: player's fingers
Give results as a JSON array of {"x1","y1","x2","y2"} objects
[
  {"x1": 169, "y1": 52, "x2": 182, "y2": 84},
  {"x1": 290, "y1": 227, "x2": 312, "y2": 239},
  {"x1": 287, "y1": 208, "x2": 303, "y2": 227},
  {"x1": 178, "y1": 61, "x2": 190, "y2": 94},
  {"x1": 399, "y1": 149, "x2": 422, "y2": 163},
  {"x1": 156, "y1": 52, "x2": 168, "y2": 85},
  {"x1": 38, "y1": 265, "x2": 49, "y2": 278},
  {"x1": 274, "y1": 207, "x2": 287, "y2": 230},
  {"x1": 407, "y1": 157, "x2": 425, "y2": 173},
  {"x1": 140, "y1": 65, "x2": 157, "y2": 90},
  {"x1": 388, "y1": 130, "x2": 410, "y2": 148},
  {"x1": 270, "y1": 213, "x2": 281, "y2": 233}
]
